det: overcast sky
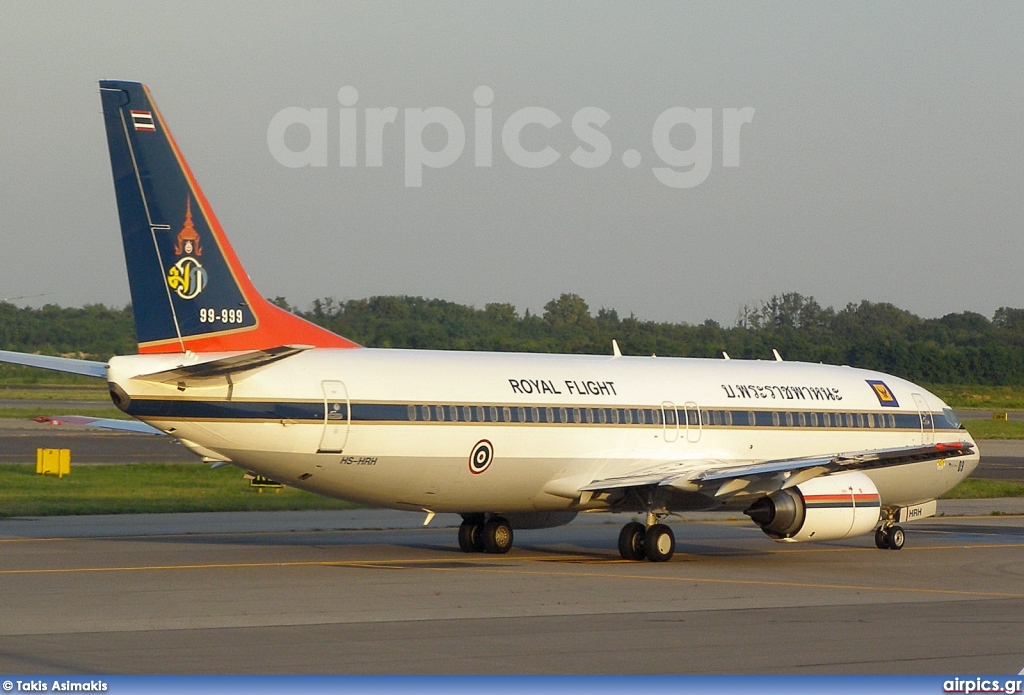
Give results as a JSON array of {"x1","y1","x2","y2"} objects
[{"x1": 1, "y1": 1, "x2": 1021, "y2": 326}]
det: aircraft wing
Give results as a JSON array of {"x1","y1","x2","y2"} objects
[
  {"x1": 0, "y1": 350, "x2": 107, "y2": 378},
  {"x1": 579, "y1": 441, "x2": 975, "y2": 500}
]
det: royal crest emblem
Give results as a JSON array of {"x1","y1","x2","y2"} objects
[
  {"x1": 167, "y1": 198, "x2": 208, "y2": 300},
  {"x1": 866, "y1": 379, "x2": 899, "y2": 407}
]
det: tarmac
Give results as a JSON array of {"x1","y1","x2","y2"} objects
[
  {"x1": 1, "y1": 412, "x2": 1023, "y2": 674},
  {"x1": 1, "y1": 503, "x2": 1022, "y2": 674}
]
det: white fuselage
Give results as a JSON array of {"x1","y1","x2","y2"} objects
[{"x1": 107, "y1": 349, "x2": 979, "y2": 515}]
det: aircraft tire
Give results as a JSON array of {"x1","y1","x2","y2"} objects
[
  {"x1": 888, "y1": 525, "x2": 905, "y2": 550},
  {"x1": 644, "y1": 523, "x2": 675, "y2": 562},
  {"x1": 874, "y1": 528, "x2": 889, "y2": 549},
  {"x1": 458, "y1": 522, "x2": 484, "y2": 553},
  {"x1": 482, "y1": 517, "x2": 513, "y2": 554},
  {"x1": 618, "y1": 522, "x2": 646, "y2": 561}
]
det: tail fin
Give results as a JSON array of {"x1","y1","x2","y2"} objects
[{"x1": 98, "y1": 80, "x2": 358, "y2": 354}]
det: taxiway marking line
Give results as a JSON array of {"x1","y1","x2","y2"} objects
[
  {"x1": 3, "y1": 551, "x2": 1024, "y2": 600},
  {"x1": 411, "y1": 566, "x2": 1024, "y2": 599}
]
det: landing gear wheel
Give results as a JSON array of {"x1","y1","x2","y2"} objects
[
  {"x1": 618, "y1": 522, "x2": 646, "y2": 561},
  {"x1": 888, "y1": 525, "x2": 905, "y2": 550},
  {"x1": 482, "y1": 517, "x2": 514, "y2": 554},
  {"x1": 458, "y1": 522, "x2": 484, "y2": 553},
  {"x1": 874, "y1": 528, "x2": 889, "y2": 550},
  {"x1": 644, "y1": 523, "x2": 675, "y2": 562}
]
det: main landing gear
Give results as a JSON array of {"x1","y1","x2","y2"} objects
[
  {"x1": 618, "y1": 513, "x2": 675, "y2": 562},
  {"x1": 874, "y1": 523, "x2": 905, "y2": 550},
  {"x1": 458, "y1": 514, "x2": 514, "y2": 554}
]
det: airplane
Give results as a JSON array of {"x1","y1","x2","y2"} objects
[{"x1": 0, "y1": 81, "x2": 979, "y2": 561}]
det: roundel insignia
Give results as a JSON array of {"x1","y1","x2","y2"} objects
[{"x1": 469, "y1": 440, "x2": 493, "y2": 474}]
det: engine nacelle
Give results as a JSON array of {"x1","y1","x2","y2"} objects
[{"x1": 744, "y1": 471, "x2": 881, "y2": 543}]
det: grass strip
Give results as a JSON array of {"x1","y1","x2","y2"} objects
[
  {"x1": 0, "y1": 462, "x2": 1019, "y2": 518},
  {"x1": 926, "y1": 384, "x2": 1024, "y2": 411},
  {"x1": 940, "y1": 478, "x2": 1024, "y2": 499},
  {"x1": 0, "y1": 386, "x2": 110, "y2": 401},
  {"x1": 0, "y1": 463, "x2": 356, "y2": 517},
  {"x1": 962, "y1": 419, "x2": 1024, "y2": 440}
]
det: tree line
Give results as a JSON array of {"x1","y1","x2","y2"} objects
[{"x1": 3, "y1": 293, "x2": 1024, "y2": 385}]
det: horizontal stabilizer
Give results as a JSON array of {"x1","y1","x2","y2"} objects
[
  {"x1": 36, "y1": 415, "x2": 164, "y2": 435},
  {"x1": 0, "y1": 350, "x2": 107, "y2": 378},
  {"x1": 133, "y1": 345, "x2": 311, "y2": 385}
]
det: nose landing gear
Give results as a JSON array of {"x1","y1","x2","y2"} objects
[{"x1": 874, "y1": 523, "x2": 905, "y2": 550}]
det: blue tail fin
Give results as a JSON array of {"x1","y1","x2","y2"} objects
[{"x1": 99, "y1": 80, "x2": 357, "y2": 353}]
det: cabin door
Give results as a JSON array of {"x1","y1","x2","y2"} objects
[
  {"x1": 661, "y1": 401, "x2": 679, "y2": 442},
  {"x1": 318, "y1": 380, "x2": 350, "y2": 453},
  {"x1": 912, "y1": 393, "x2": 934, "y2": 445},
  {"x1": 683, "y1": 401, "x2": 702, "y2": 443}
]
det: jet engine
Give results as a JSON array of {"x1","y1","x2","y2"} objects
[{"x1": 744, "y1": 471, "x2": 881, "y2": 543}]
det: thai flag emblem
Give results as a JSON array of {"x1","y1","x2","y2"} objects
[{"x1": 130, "y1": 110, "x2": 156, "y2": 131}]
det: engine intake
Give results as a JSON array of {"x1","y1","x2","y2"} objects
[{"x1": 744, "y1": 471, "x2": 881, "y2": 543}]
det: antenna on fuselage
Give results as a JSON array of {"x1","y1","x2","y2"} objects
[
  {"x1": 722, "y1": 352, "x2": 731, "y2": 360},
  {"x1": 612, "y1": 340, "x2": 622, "y2": 358},
  {"x1": 773, "y1": 349, "x2": 783, "y2": 362}
]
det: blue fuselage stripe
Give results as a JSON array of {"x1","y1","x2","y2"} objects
[{"x1": 124, "y1": 399, "x2": 961, "y2": 432}]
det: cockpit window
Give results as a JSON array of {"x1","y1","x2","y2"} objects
[{"x1": 943, "y1": 407, "x2": 963, "y2": 430}]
